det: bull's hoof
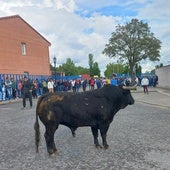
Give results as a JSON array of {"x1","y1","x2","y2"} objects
[
  {"x1": 103, "y1": 145, "x2": 109, "y2": 149},
  {"x1": 72, "y1": 133, "x2": 76, "y2": 137},
  {"x1": 49, "y1": 149, "x2": 57, "y2": 157},
  {"x1": 95, "y1": 145, "x2": 102, "y2": 149}
]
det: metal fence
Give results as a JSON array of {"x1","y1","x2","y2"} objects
[
  {"x1": 0, "y1": 74, "x2": 49, "y2": 91},
  {"x1": 0, "y1": 73, "x2": 82, "y2": 91}
]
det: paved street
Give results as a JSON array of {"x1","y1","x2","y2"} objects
[{"x1": 0, "y1": 89, "x2": 170, "y2": 170}]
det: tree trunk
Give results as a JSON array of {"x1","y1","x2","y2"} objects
[{"x1": 129, "y1": 63, "x2": 136, "y2": 85}]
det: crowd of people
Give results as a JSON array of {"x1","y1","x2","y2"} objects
[
  {"x1": 0, "y1": 76, "x2": 69, "y2": 101},
  {"x1": 0, "y1": 74, "x2": 159, "y2": 104}
]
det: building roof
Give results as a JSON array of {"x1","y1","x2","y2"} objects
[{"x1": 0, "y1": 14, "x2": 51, "y2": 46}]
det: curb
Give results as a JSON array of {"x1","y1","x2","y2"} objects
[
  {"x1": 156, "y1": 89, "x2": 170, "y2": 97},
  {"x1": 0, "y1": 98, "x2": 22, "y2": 105},
  {"x1": 136, "y1": 100, "x2": 170, "y2": 109},
  {"x1": 132, "y1": 87, "x2": 170, "y2": 96}
]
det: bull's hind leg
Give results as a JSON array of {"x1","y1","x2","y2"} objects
[
  {"x1": 100, "y1": 125, "x2": 109, "y2": 149},
  {"x1": 68, "y1": 126, "x2": 77, "y2": 137},
  {"x1": 91, "y1": 127, "x2": 102, "y2": 149},
  {"x1": 44, "y1": 124, "x2": 58, "y2": 156},
  {"x1": 70, "y1": 127, "x2": 76, "y2": 137}
]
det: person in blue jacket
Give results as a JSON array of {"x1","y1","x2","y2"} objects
[{"x1": 110, "y1": 73, "x2": 118, "y2": 86}]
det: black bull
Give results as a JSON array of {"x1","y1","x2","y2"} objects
[{"x1": 34, "y1": 84, "x2": 135, "y2": 156}]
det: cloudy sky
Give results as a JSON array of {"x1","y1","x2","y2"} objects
[{"x1": 0, "y1": 0, "x2": 170, "y2": 76}]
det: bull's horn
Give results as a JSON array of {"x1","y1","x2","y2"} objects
[{"x1": 123, "y1": 86, "x2": 137, "y2": 90}]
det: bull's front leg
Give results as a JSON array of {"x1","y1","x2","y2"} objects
[
  {"x1": 100, "y1": 124, "x2": 109, "y2": 149},
  {"x1": 91, "y1": 127, "x2": 102, "y2": 149},
  {"x1": 44, "y1": 125, "x2": 58, "y2": 156}
]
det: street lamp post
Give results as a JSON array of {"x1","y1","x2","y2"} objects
[{"x1": 53, "y1": 56, "x2": 57, "y2": 80}]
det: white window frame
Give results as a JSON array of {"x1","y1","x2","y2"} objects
[{"x1": 21, "y1": 42, "x2": 26, "y2": 55}]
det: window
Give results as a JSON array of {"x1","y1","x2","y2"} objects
[{"x1": 21, "y1": 42, "x2": 26, "y2": 55}]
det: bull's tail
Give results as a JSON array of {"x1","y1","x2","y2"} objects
[
  {"x1": 34, "y1": 112, "x2": 40, "y2": 153},
  {"x1": 34, "y1": 96, "x2": 43, "y2": 153}
]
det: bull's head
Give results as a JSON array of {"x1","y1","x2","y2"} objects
[{"x1": 119, "y1": 83, "x2": 136, "y2": 108}]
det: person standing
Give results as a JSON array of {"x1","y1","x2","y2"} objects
[
  {"x1": 21, "y1": 76, "x2": 33, "y2": 109},
  {"x1": 71, "y1": 79, "x2": 76, "y2": 93},
  {"x1": 82, "y1": 79, "x2": 87, "y2": 92},
  {"x1": 11, "y1": 78, "x2": 16, "y2": 99},
  {"x1": 42, "y1": 80, "x2": 48, "y2": 94},
  {"x1": 96, "y1": 78, "x2": 102, "y2": 89},
  {"x1": 110, "y1": 73, "x2": 118, "y2": 86},
  {"x1": 38, "y1": 80, "x2": 43, "y2": 95},
  {"x1": 105, "y1": 77, "x2": 111, "y2": 84},
  {"x1": 90, "y1": 77, "x2": 95, "y2": 90},
  {"x1": 47, "y1": 78, "x2": 54, "y2": 93},
  {"x1": 32, "y1": 79, "x2": 38, "y2": 98},
  {"x1": 5, "y1": 76, "x2": 13, "y2": 100},
  {"x1": 2, "y1": 82, "x2": 6, "y2": 101},
  {"x1": 153, "y1": 75, "x2": 158, "y2": 87},
  {"x1": 141, "y1": 76, "x2": 149, "y2": 94},
  {"x1": 17, "y1": 79, "x2": 23, "y2": 98},
  {"x1": 75, "y1": 79, "x2": 80, "y2": 92}
]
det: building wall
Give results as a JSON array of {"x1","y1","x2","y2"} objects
[
  {"x1": 0, "y1": 15, "x2": 51, "y2": 76},
  {"x1": 155, "y1": 65, "x2": 170, "y2": 89}
]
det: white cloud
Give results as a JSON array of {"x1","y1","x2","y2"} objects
[
  {"x1": 137, "y1": 0, "x2": 170, "y2": 70},
  {"x1": 0, "y1": 0, "x2": 170, "y2": 76}
]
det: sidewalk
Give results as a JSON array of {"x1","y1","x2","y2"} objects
[
  {"x1": 0, "y1": 97, "x2": 22, "y2": 105},
  {"x1": 132, "y1": 87, "x2": 170, "y2": 109}
]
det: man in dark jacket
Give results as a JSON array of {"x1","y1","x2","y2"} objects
[{"x1": 21, "y1": 76, "x2": 33, "y2": 109}]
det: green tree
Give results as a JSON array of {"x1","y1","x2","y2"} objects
[
  {"x1": 77, "y1": 66, "x2": 90, "y2": 75},
  {"x1": 88, "y1": 53, "x2": 101, "y2": 76},
  {"x1": 155, "y1": 63, "x2": 163, "y2": 69},
  {"x1": 103, "y1": 19, "x2": 161, "y2": 83},
  {"x1": 88, "y1": 53, "x2": 94, "y2": 76},
  {"x1": 150, "y1": 69, "x2": 155, "y2": 74},
  {"x1": 104, "y1": 63, "x2": 116, "y2": 78},
  {"x1": 104, "y1": 63, "x2": 128, "y2": 77},
  {"x1": 51, "y1": 55, "x2": 100, "y2": 77},
  {"x1": 60, "y1": 58, "x2": 78, "y2": 76},
  {"x1": 135, "y1": 63, "x2": 142, "y2": 75},
  {"x1": 93, "y1": 62, "x2": 100, "y2": 77}
]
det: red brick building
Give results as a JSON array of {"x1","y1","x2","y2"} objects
[{"x1": 0, "y1": 15, "x2": 51, "y2": 76}]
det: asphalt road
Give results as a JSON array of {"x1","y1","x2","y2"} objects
[{"x1": 0, "y1": 97, "x2": 170, "y2": 170}]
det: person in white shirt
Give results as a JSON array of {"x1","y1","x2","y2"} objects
[
  {"x1": 141, "y1": 76, "x2": 149, "y2": 94},
  {"x1": 47, "y1": 78, "x2": 54, "y2": 93}
]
